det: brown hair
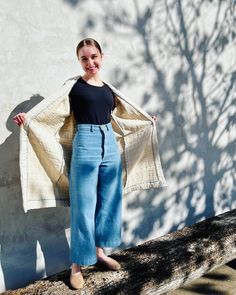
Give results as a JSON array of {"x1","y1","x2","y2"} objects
[{"x1": 76, "y1": 38, "x2": 102, "y2": 57}]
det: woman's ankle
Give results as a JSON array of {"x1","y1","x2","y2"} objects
[
  {"x1": 96, "y1": 246, "x2": 107, "y2": 259},
  {"x1": 71, "y1": 263, "x2": 81, "y2": 274}
]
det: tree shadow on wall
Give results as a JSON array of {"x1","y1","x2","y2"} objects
[
  {"x1": 0, "y1": 96, "x2": 70, "y2": 290},
  {"x1": 89, "y1": 0, "x2": 235, "y2": 246},
  {"x1": 63, "y1": 0, "x2": 83, "y2": 7}
]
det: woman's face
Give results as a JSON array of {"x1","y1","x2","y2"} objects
[{"x1": 77, "y1": 45, "x2": 103, "y2": 75}]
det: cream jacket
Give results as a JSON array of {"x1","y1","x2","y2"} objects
[{"x1": 20, "y1": 75, "x2": 167, "y2": 212}]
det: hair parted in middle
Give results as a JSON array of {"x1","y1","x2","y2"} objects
[{"x1": 76, "y1": 38, "x2": 103, "y2": 57}]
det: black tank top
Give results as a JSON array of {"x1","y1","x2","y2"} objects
[{"x1": 69, "y1": 77, "x2": 116, "y2": 125}]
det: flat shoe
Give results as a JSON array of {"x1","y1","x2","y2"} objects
[
  {"x1": 70, "y1": 271, "x2": 84, "y2": 289},
  {"x1": 98, "y1": 257, "x2": 121, "y2": 270}
]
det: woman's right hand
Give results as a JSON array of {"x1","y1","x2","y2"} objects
[{"x1": 13, "y1": 112, "x2": 26, "y2": 126}]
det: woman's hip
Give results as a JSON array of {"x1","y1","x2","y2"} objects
[{"x1": 71, "y1": 123, "x2": 120, "y2": 161}]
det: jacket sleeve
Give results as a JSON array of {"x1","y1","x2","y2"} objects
[
  {"x1": 109, "y1": 85, "x2": 168, "y2": 194},
  {"x1": 19, "y1": 79, "x2": 76, "y2": 212}
]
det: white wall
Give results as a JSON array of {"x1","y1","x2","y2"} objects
[{"x1": 0, "y1": 0, "x2": 235, "y2": 291}]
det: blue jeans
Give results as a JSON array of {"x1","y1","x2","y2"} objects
[{"x1": 69, "y1": 123, "x2": 122, "y2": 266}]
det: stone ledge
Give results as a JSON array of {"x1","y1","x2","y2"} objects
[{"x1": 3, "y1": 209, "x2": 236, "y2": 295}]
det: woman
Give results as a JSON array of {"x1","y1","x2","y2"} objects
[{"x1": 13, "y1": 38, "x2": 166, "y2": 289}]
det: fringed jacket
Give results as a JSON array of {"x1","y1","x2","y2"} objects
[{"x1": 20, "y1": 75, "x2": 167, "y2": 212}]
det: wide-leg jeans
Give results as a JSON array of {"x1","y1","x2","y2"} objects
[{"x1": 69, "y1": 122, "x2": 122, "y2": 266}]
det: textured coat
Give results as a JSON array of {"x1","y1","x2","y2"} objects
[{"x1": 20, "y1": 75, "x2": 167, "y2": 212}]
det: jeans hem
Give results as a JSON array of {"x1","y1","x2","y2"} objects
[
  {"x1": 71, "y1": 256, "x2": 98, "y2": 266},
  {"x1": 96, "y1": 240, "x2": 122, "y2": 248}
]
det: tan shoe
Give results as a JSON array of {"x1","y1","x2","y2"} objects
[
  {"x1": 70, "y1": 271, "x2": 84, "y2": 289},
  {"x1": 98, "y1": 256, "x2": 121, "y2": 271}
]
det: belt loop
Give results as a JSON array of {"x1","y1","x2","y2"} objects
[
  {"x1": 106, "y1": 124, "x2": 109, "y2": 131},
  {"x1": 90, "y1": 125, "x2": 93, "y2": 132}
]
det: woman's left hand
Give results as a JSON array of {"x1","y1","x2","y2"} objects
[{"x1": 151, "y1": 115, "x2": 159, "y2": 124}]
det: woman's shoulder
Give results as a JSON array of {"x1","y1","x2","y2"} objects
[{"x1": 63, "y1": 75, "x2": 81, "y2": 85}]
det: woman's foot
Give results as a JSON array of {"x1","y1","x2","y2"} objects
[
  {"x1": 70, "y1": 263, "x2": 84, "y2": 289},
  {"x1": 96, "y1": 247, "x2": 121, "y2": 271}
]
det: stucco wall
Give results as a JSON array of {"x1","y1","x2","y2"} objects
[{"x1": 0, "y1": 0, "x2": 235, "y2": 291}]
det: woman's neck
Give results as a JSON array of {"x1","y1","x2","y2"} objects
[{"x1": 82, "y1": 74, "x2": 103, "y2": 86}]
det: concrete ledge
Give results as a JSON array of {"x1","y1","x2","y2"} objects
[{"x1": 3, "y1": 209, "x2": 236, "y2": 295}]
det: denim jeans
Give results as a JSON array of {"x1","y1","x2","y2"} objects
[{"x1": 69, "y1": 122, "x2": 122, "y2": 266}]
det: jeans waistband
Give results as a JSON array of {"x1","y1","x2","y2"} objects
[{"x1": 76, "y1": 122, "x2": 112, "y2": 132}]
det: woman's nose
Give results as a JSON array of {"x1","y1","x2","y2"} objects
[{"x1": 87, "y1": 58, "x2": 93, "y2": 66}]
